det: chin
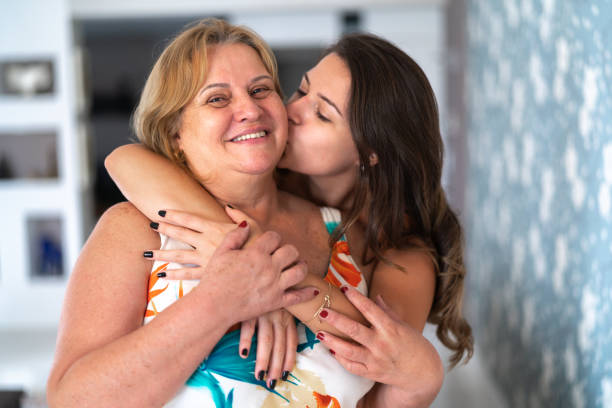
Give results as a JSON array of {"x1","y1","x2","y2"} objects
[{"x1": 241, "y1": 158, "x2": 280, "y2": 175}]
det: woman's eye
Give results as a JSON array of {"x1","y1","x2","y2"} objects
[
  {"x1": 207, "y1": 96, "x2": 229, "y2": 106},
  {"x1": 251, "y1": 86, "x2": 272, "y2": 98},
  {"x1": 317, "y1": 111, "x2": 330, "y2": 122}
]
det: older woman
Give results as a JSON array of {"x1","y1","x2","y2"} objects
[{"x1": 47, "y1": 19, "x2": 377, "y2": 407}]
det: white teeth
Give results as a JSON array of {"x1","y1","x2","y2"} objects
[{"x1": 232, "y1": 131, "x2": 266, "y2": 142}]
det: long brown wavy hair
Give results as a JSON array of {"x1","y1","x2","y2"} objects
[{"x1": 326, "y1": 34, "x2": 473, "y2": 367}]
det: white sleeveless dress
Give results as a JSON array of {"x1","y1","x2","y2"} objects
[{"x1": 143, "y1": 207, "x2": 373, "y2": 407}]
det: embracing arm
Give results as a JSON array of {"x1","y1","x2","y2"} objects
[
  {"x1": 46, "y1": 203, "x2": 233, "y2": 408},
  {"x1": 313, "y1": 247, "x2": 444, "y2": 408},
  {"x1": 104, "y1": 144, "x2": 368, "y2": 337},
  {"x1": 105, "y1": 144, "x2": 227, "y2": 222},
  {"x1": 360, "y1": 249, "x2": 443, "y2": 408}
]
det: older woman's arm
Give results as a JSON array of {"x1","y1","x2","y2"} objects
[
  {"x1": 47, "y1": 202, "x2": 312, "y2": 407},
  {"x1": 46, "y1": 203, "x2": 232, "y2": 407}
]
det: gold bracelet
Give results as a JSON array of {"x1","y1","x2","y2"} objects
[{"x1": 305, "y1": 282, "x2": 332, "y2": 324}]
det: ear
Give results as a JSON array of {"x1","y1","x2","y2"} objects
[
  {"x1": 174, "y1": 133, "x2": 183, "y2": 151},
  {"x1": 368, "y1": 152, "x2": 379, "y2": 166}
]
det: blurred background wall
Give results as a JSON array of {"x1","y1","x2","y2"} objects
[
  {"x1": 465, "y1": 0, "x2": 612, "y2": 407},
  {"x1": 0, "y1": 0, "x2": 610, "y2": 407}
]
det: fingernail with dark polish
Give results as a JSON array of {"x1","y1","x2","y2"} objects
[
  {"x1": 158, "y1": 210, "x2": 166, "y2": 217},
  {"x1": 320, "y1": 310, "x2": 328, "y2": 318},
  {"x1": 340, "y1": 286, "x2": 348, "y2": 294},
  {"x1": 241, "y1": 348, "x2": 248, "y2": 357},
  {"x1": 330, "y1": 349, "x2": 336, "y2": 355},
  {"x1": 314, "y1": 289, "x2": 320, "y2": 296},
  {"x1": 269, "y1": 379, "x2": 277, "y2": 390},
  {"x1": 316, "y1": 332, "x2": 325, "y2": 341},
  {"x1": 150, "y1": 222, "x2": 159, "y2": 230},
  {"x1": 282, "y1": 371, "x2": 289, "y2": 381},
  {"x1": 226, "y1": 203, "x2": 235, "y2": 209},
  {"x1": 157, "y1": 272, "x2": 166, "y2": 278},
  {"x1": 257, "y1": 370, "x2": 265, "y2": 381},
  {"x1": 143, "y1": 251, "x2": 153, "y2": 258},
  {"x1": 239, "y1": 220, "x2": 248, "y2": 228}
]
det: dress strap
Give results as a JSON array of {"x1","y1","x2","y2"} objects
[{"x1": 319, "y1": 207, "x2": 345, "y2": 240}]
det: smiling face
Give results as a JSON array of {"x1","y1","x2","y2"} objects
[
  {"x1": 177, "y1": 43, "x2": 288, "y2": 184},
  {"x1": 279, "y1": 52, "x2": 359, "y2": 180}
]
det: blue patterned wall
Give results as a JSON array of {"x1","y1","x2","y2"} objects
[{"x1": 465, "y1": 1, "x2": 612, "y2": 407}]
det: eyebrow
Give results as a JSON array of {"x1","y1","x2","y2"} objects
[
  {"x1": 199, "y1": 75, "x2": 274, "y2": 95},
  {"x1": 303, "y1": 73, "x2": 342, "y2": 117}
]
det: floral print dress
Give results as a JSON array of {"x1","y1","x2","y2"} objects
[{"x1": 144, "y1": 207, "x2": 374, "y2": 407}]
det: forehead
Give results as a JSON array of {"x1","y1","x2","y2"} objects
[
  {"x1": 308, "y1": 53, "x2": 351, "y2": 111},
  {"x1": 204, "y1": 43, "x2": 268, "y2": 82}
]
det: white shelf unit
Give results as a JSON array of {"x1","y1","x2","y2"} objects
[{"x1": 0, "y1": 0, "x2": 87, "y2": 329}]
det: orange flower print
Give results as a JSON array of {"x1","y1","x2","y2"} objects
[
  {"x1": 312, "y1": 391, "x2": 341, "y2": 408},
  {"x1": 328, "y1": 241, "x2": 362, "y2": 287},
  {"x1": 145, "y1": 263, "x2": 169, "y2": 317}
]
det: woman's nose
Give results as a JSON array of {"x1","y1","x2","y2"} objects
[
  {"x1": 234, "y1": 95, "x2": 263, "y2": 122},
  {"x1": 286, "y1": 99, "x2": 301, "y2": 126}
]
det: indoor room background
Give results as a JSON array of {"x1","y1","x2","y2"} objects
[{"x1": 0, "y1": 0, "x2": 610, "y2": 407}]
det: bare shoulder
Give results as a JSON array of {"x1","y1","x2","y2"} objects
[
  {"x1": 384, "y1": 247, "x2": 435, "y2": 275},
  {"x1": 88, "y1": 201, "x2": 160, "y2": 251},
  {"x1": 370, "y1": 247, "x2": 436, "y2": 331},
  {"x1": 97, "y1": 201, "x2": 153, "y2": 231}
]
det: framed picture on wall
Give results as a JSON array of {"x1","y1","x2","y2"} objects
[
  {"x1": 0, "y1": 131, "x2": 58, "y2": 180},
  {"x1": 27, "y1": 215, "x2": 64, "y2": 279},
  {"x1": 0, "y1": 59, "x2": 54, "y2": 96}
]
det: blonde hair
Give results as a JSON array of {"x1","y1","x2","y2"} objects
[{"x1": 133, "y1": 18, "x2": 282, "y2": 167}]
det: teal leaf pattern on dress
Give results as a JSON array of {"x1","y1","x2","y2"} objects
[{"x1": 186, "y1": 325, "x2": 321, "y2": 406}]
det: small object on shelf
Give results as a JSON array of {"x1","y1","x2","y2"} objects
[
  {"x1": 0, "y1": 59, "x2": 54, "y2": 96},
  {"x1": 27, "y1": 216, "x2": 64, "y2": 278},
  {"x1": 0, "y1": 153, "x2": 14, "y2": 179}
]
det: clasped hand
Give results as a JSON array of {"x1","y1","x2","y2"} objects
[
  {"x1": 146, "y1": 208, "x2": 309, "y2": 387},
  {"x1": 315, "y1": 287, "x2": 438, "y2": 395}
]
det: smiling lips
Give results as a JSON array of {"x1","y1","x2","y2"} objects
[{"x1": 230, "y1": 130, "x2": 267, "y2": 142}]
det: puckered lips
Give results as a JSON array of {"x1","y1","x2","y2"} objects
[{"x1": 227, "y1": 127, "x2": 270, "y2": 143}]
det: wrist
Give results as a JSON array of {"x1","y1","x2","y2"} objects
[{"x1": 190, "y1": 284, "x2": 237, "y2": 330}]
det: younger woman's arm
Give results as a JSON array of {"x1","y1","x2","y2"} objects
[
  {"x1": 105, "y1": 144, "x2": 227, "y2": 223},
  {"x1": 316, "y1": 249, "x2": 444, "y2": 408}
]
